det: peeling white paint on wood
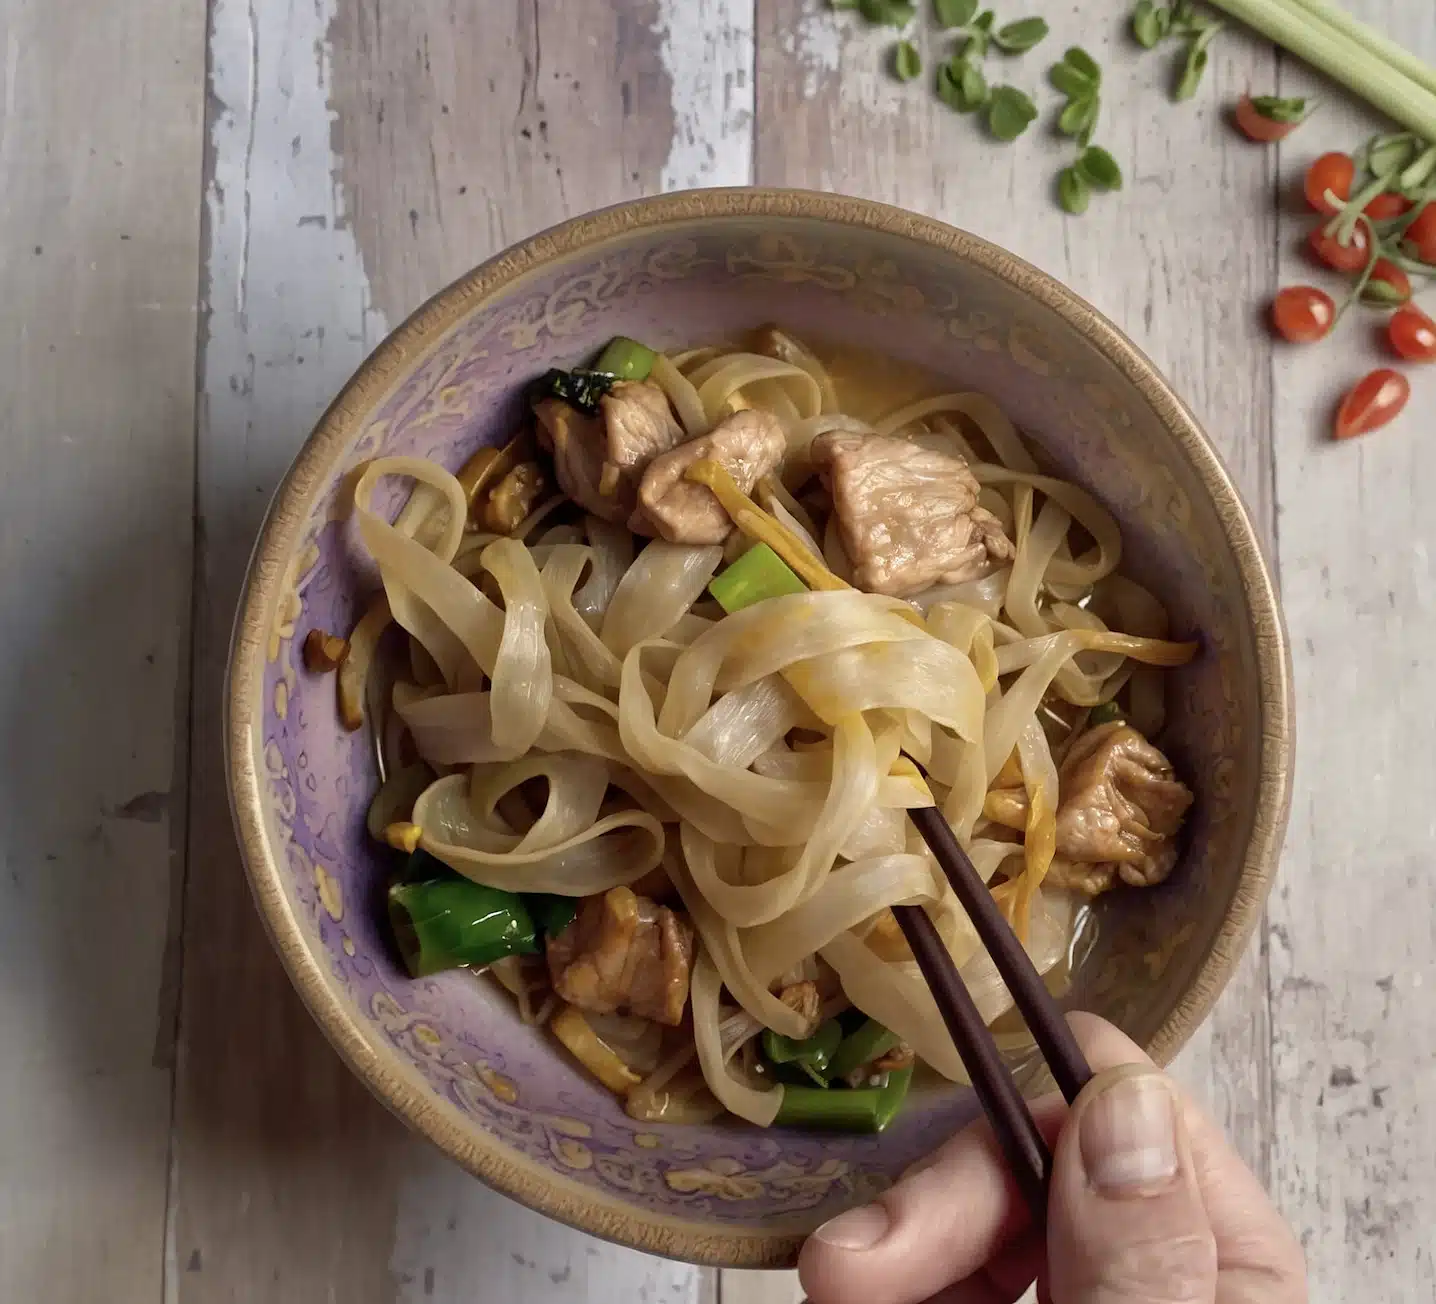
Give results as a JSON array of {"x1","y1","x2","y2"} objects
[
  {"x1": 0, "y1": 0, "x2": 204, "y2": 1300},
  {"x1": 1268, "y1": 5, "x2": 1436, "y2": 1298},
  {"x1": 8, "y1": 0, "x2": 1436, "y2": 1298},
  {"x1": 654, "y1": 0, "x2": 755, "y2": 190}
]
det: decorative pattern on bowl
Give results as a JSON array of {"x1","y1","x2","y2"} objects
[{"x1": 228, "y1": 190, "x2": 1292, "y2": 1267}]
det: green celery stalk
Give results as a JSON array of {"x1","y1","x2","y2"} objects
[
  {"x1": 388, "y1": 869, "x2": 539, "y2": 978},
  {"x1": 775, "y1": 1066, "x2": 913, "y2": 1132},
  {"x1": 763, "y1": 1019, "x2": 845, "y2": 1085},
  {"x1": 1208, "y1": 0, "x2": 1436, "y2": 141},
  {"x1": 827, "y1": 1018, "x2": 901, "y2": 1081},
  {"x1": 709, "y1": 542, "x2": 808, "y2": 613},
  {"x1": 593, "y1": 336, "x2": 657, "y2": 381}
]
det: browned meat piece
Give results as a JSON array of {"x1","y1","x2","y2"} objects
[
  {"x1": 546, "y1": 887, "x2": 695, "y2": 1027},
  {"x1": 811, "y1": 432, "x2": 1014, "y2": 597},
  {"x1": 752, "y1": 324, "x2": 810, "y2": 369},
  {"x1": 984, "y1": 723, "x2": 1192, "y2": 896},
  {"x1": 1057, "y1": 722, "x2": 1191, "y2": 889},
  {"x1": 634, "y1": 409, "x2": 787, "y2": 544},
  {"x1": 778, "y1": 980, "x2": 821, "y2": 1039},
  {"x1": 533, "y1": 380, "x2": 684, "y2": 524}
]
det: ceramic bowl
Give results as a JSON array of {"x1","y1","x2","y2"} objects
[{"x1": 226, "y1": 189, "x2": 1293, "y2": 1267}]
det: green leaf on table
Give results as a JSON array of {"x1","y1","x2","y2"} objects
[
  {"x1": 1249, "y1": 94, "x2": 1310, "y2": 124},
  {"x1": 1049, "y1": 60, "x2": 1096, "y2": 98},
  {"x1": 993, "y1": 17, "x2": 1049, "y2": 54},
  {"x1": 1062, "y1": 46, "x2": 1101, "y2": 83},
  {"x1": 1059, "y1": 166, "x2": 1091, "y2": 215},
  {"x1": 973, "y1": 10, "x2": 995, "y2": 31},
  {"x1": 934, "y1": 0, "x2": 978, "y2": 27},
  {"x1": 893, "y1": 39, "x2": 923, "y2": 81},
  {"x1": 937, "y1": 55, "x2": 989, "y2": 112},
  {"x1": 1173, "y1": 22, "x2": 1223, "y2": 101},
  {"x1": 1058, "y1": 92, "x2": 1099, "y2": 139},
  {"x1": 859, "y1": 0, "x2": 916, "y2": 25},
  {"x1": 1076, "y1": 144, "x2": 1124, "y2": 190},
  {"x1": 987, "y1": 85, "x2": 1038, "y2": 140},
  {"x1": 1132, "y1": 0, "x2": 1171, "y2": 49}
]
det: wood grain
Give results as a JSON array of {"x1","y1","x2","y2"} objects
[
  {"x1": 1268, "y1": 5, "x2": 1436, "y2": 1299},
  {"x1": 753, "y1": 0, "x2": 1279, "y2": 1172},
  {"x1": 0, "y1": 0, "x2": 204, "y2": 1300},
  {"x1": 8, "y1": 0, "x2": 1429, "y2": 1296},
  {"x1": 174, "y1": 0, "x2": 745, "y2": 1299}
]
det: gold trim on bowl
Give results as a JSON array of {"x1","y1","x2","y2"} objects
[{"x1": 226, "y1": 187, "x2": 1294, "y2": 1268}]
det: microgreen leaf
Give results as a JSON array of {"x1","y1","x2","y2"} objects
[
  {"x1": 987, "y1": 85, "x2": 1038, "y2": 141},
  {"x1": 1063, "y1": 46, "x2": 1101, "y2": 84},
  {"x1": 962, "y1": 27, "x2": 991, "y2": 58},
  {"x1": 1132, "y1": 0, "x2": 1169, "y2": 49},
  {"x1": 1369, "y1": 135, "x2": 1418, "y2": 179},
  {"x1": 1058, "y1": 92, "x2": 1099, "y2": 139},
  {"x1": 1174, "y1": 21, "x2": 1223, "y2": 101},
  {"x1": 934, "y1": 0, "x2": 978, "y2": 27},
  {"x1": 1249, "y1": 94, "x2": 1309, "y2": 124},
  {"x1": 859, "y1": 0, "x2": 916, "y2": 26},
  {"x1": 938, "y1": 56, "x2": 989, "y2": 112},
  {"x1": 1076, "y1": 145, "x2": 1124, "y2": 190},
  {"x1": 1049, "y1": 61, "x2": 1096, "y2": 98},
  {"x1": 1059, "y1": 167, "x2": 1091, "y2": 215},
  {"x1": 973, "y1": 10, "x2": 995, "y2": 31},
  {"x1": 992, "y1": 17, "x2": 1049, "y2": 54},
  {"x1": 893, "y1": 39, "x2": 922, "y2": 81}
]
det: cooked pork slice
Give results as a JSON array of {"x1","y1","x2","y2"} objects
[
  {"x1": 546, "y1": 886, "x2": 695, "y2": 1027},
  {"x1": 533, "y1": 380, "x2": 684, "y2": 524},
  {"x1": 811, "y1": 432, "x2": 1014, "y2": 597},
  {"x1": 634, "y1": 409, "x2": 787, "y2": 544}
]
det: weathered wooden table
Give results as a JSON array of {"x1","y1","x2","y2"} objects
[{"x1": 3, "y1": 1, "x2": 1432, "y2": 1300}]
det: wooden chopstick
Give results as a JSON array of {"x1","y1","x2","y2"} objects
[
  {"x1": 907, "y1": 805, "x2": 1095, "y2": 1105},
  {"x1": 890, "y1": 802, "x2": 1097, "y2": 1223},
  {"x1": 891, "y1": 903, "x2": 1051, "y2": 1218}
]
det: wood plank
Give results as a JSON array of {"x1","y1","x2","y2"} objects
[
  {"x1": 0, "y1": 0, "x2": 205, "y2": 1300},
  {"x1": 174, "y1": 1, "x2": 745, "y2": 1299},
  {"x1": 1268, "y1": 5, "x2": 1436, "y2": 1299},
  {"x1": 737, "y1": 5, "x2": 1281, "y2": 1299}
]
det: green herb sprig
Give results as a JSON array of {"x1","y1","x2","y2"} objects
[{"x1": 1131, "y1": 1, "x2": 1225, "y2": 102}]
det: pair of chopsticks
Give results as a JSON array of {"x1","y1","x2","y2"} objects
[{"x1": 892, "y1": 803, "x2": 1093, "y2": 1222}]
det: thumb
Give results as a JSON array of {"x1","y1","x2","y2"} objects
[{"x1": 1047, "y1": 1064, "x2": 1218, "y2": 1304}]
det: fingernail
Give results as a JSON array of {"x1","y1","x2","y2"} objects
[
  {"x1": 812, "y1": 1202, "x2": 890, "y2": 1251},
  {"x1": 1079, "y1": 1072, "x2": 1179, "y2": 1195}
]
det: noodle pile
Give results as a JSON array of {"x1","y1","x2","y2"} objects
[{"x1": 349, "y1": 333, "x2": 1194, "y2": 1127}]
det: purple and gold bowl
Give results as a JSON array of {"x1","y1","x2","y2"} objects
[{"x1": 226, "y1": 190, "x2": 1292, "y2": 1267}]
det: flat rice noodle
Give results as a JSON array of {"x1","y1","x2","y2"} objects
[
  {"x1": 742, "y1": 853, "x2": 939, "y2": 984},
  {"x1": 690, "y1": 949, "x2": 783, "y2": 1127},
  {"x1": 601, "y1": 541, "x2": 722, "y2": 658},
  {"x1": 667, "y1": 854, "x2": 810, "y2": 1040},
  {"x1": 414, "y1": 772, "x2": 663, "y2": 895},
  {"x1": 481, "y1": 537, "x2": 553, "y2": 757}
]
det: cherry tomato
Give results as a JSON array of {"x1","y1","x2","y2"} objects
[
  {"x1": 1235, "y1": 94, "x2": 1298, "y2": 143},
  {"x1": 1271, "y1": 286, "x2": 1336, "y2": 342},
  {"x1": 1405, "y1": 202, "x2": 1436, "y2": 264},
  {"x1": 1305, "y1": 152, "x2": 1355, "y2": 215},
  {"x1": 1363, "y1": 259, "x2": 1413, "y2": 305},
  {"x1": 1389, "y1": 305, "x2": 1436, "y2": 362},
  {"x1": 1365, "y1": 191, "x2": 1411, "y2": 221},
  {"x1": 1334, "y1": 369, "x2": 1411, "y2": 440},
  {"x1": 1308, "y1": 218, "x2": 1370, "y2": 272}
]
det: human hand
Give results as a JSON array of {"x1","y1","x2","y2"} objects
[{"x1": 799, "y1": 1012, "x2": 1306, "y2": 1304}]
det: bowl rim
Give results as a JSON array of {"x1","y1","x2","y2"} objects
[{"x1": 226, "y1": 186, "x2": 1294, "y2": 1268}]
